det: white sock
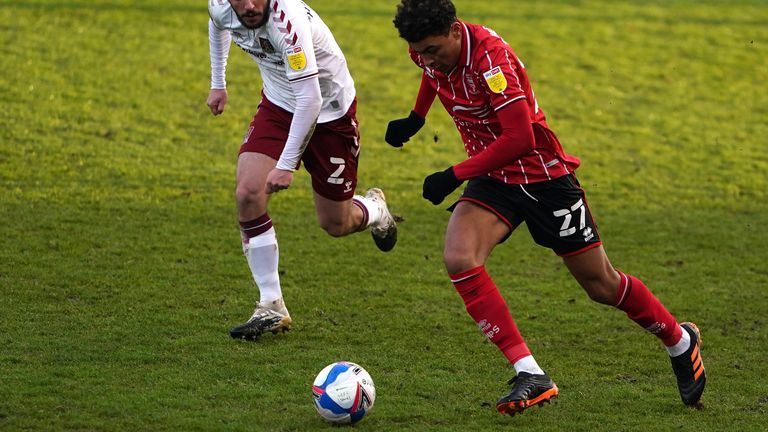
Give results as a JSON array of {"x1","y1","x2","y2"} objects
[
  {"x1": 666, "y1": 325, "x2": 691, "y2": 357},
  {"x1": 352, "y1": 195, "x2": 383, "y2": 228},
  {"x1": 243, "y1": 227, "x2": 282, "y2": 303},
  {"x1": 513, "y1": 355, "x2": 545, "y2": 375}
]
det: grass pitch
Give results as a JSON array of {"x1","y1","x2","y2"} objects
[{"x1": 1, "y1": 0, "x2": 767, "y2": 430}]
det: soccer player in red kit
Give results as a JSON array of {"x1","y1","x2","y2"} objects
[{"x1": 389, "y1": 0, "x2": 705, "y2": 415}]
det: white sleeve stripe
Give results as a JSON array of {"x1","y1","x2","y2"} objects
[{"x1": 494, "y1": 95, "x2": 526, "y2": 111}]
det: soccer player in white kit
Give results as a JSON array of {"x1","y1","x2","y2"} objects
[{"x1": 207, "y1": 0, "x2": 398, "y2": 340}]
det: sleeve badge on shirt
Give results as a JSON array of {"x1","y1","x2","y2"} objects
[
  {"x1": 483, "y1": 66, "x2": 507, "y2": 94},
  {"x1": 285, "y1": 46, "x2": 307, "y2": 71}
]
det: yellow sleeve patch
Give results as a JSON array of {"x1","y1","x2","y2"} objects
[
  {"x1": 483, "y1": 66, "x2": 507, "y2": 94},
  {"x1": 286, "y1": 46, "x2": 307, "y2": 71}
]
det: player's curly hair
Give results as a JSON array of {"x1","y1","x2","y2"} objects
[{"x1": 393, "y1": 0, "x2": 457, "y2": 43}]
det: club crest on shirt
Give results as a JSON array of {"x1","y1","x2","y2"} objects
[
  {"x1": 464, "y1": 74, "x2": 478, "y2": 95},
  {"x1": 259, "y1": 37, "x2": 275, "y2": 54},
  {"x1": 286, "y1": 46, "x2": 307, "y2": 71},
  {"x1": 483, "y1": 66, "x2": 507, "y2": 94}
]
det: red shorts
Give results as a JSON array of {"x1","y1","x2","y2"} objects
[{"x1": 240, "y1": 96, "x2": 360, "y2": 201}]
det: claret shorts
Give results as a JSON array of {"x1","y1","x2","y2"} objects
[{"x1": 240, "y1": 96, "x2": 360, "y2": 201}]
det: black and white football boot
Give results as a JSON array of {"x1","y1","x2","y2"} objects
[
  {"x1": 230, "y1": 298, "x2": 292, "y2": 341},
  {"x1": 366, "y1": 188, "x2": 399, "y2": 252}
]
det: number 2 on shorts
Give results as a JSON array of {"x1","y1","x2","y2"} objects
[
  {"x1": 553, "y1": 198, "x2": 585, "y2": 237},
  {"x1": 327, "y1": 157, "x2": 345, "y2": 185}
]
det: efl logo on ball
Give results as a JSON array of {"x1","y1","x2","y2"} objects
[{"x1": 312, "y1": 361, "x2": 376, "y2": 424}]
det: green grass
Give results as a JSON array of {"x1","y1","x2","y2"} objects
[{"x1": 1, "y1": 0, "x2": 767, "y2": 430}]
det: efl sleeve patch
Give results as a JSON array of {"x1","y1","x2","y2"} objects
[
  {"x1": 286, "y1": 46, "x2": 307, "y2": 71},
  {"x1": 483, "y1": 66, "x2": 507, "y2": 94}
]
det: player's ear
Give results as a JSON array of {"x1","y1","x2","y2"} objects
[{"x1": 450, "y1": 21, "x2": 462, "y2": 37}]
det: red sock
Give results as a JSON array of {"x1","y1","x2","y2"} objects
[
  {"x1": 614, "y1": 271, "x2": 682, "y2": 346},
  {"x1": 451, "y1": 265, "x2": 530, "y2": 364}
]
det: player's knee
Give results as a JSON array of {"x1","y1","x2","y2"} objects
[
  {"x1": 443, "y1": 248, "x2": 480, "y2": 275},
  {"x1": 235, "y1": 184, "x2": 264, "y2": 208}
]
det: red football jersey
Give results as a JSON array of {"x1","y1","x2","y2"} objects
[{"x1": 410, "y1": 22, "x2": 581, "y2": 184}]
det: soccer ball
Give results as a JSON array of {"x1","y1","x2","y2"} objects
[{"x1": 311, "y1": 361, "x2": 376, "y2": 424}]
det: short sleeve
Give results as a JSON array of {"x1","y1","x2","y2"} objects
[{"x1": 476, "y1": 45, "x2": 527, "y2": 111}]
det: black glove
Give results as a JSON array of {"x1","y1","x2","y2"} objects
[
  {"x1": 422, "y1": 167, "x2": 463, "y2": 205},
  {"x1": 385, "y1": 111, "x2": 425, "y2": 148}
]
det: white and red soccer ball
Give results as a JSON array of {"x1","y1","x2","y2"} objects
[{"x1": 312, "y1": 361, "x2": 376, "y2": 424}]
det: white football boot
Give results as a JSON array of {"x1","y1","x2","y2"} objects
[
  {"x1": 230, "y1": 298, "x2": 292, "y2": 340},
  {"x1": 365, "y1": 188, "x2": 398, "y2": 252}
]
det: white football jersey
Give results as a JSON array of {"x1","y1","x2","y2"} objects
[{"x1": 208, "y1": 0, "x2": 355, "y2": 123}]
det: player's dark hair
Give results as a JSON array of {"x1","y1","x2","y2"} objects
[{"x1": 393, "y1": 0, "x2": 457, "y2": 43}]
